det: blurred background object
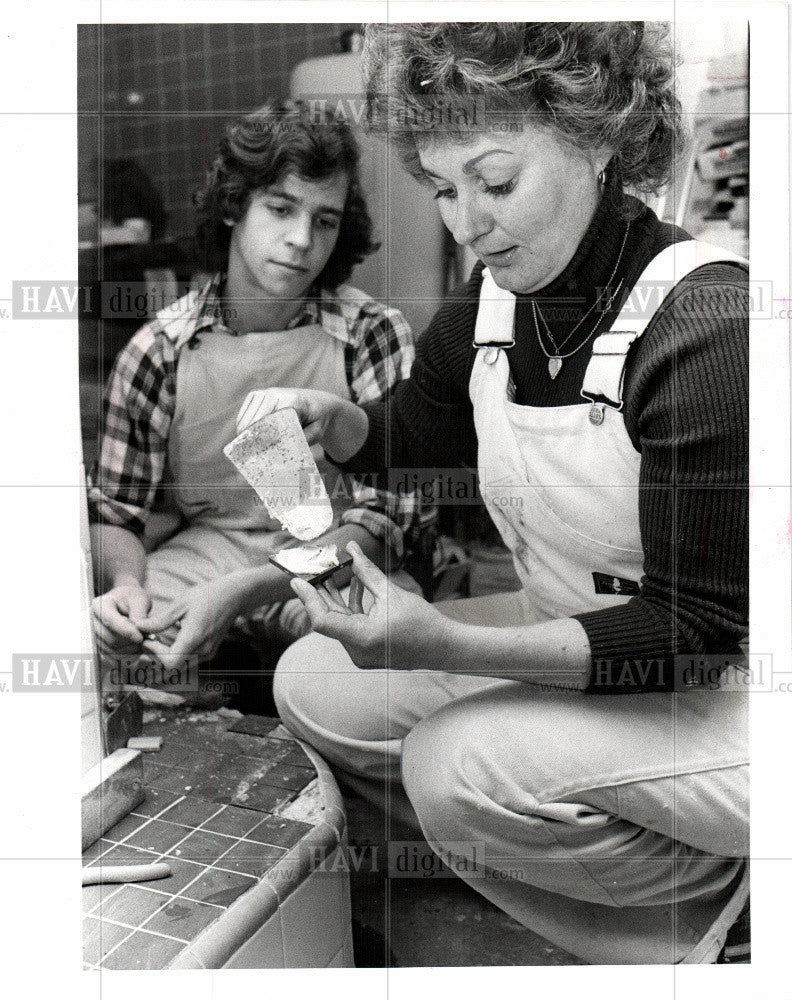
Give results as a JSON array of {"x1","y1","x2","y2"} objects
[{"x1": 658, "y1": 23, "x2": 749, "y2": 258}]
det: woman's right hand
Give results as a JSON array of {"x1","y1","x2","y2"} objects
[{"x1": 235, "y1": 388, "x2": 368, "y2": 462}]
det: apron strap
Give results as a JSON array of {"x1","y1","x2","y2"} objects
[
  {"x1": 581, "y1": 240, "x2": 748, "y2": 410},
  {"x1": 473, "y1": 268, "x2": 516, "y2": 349}
]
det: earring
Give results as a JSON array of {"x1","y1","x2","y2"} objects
[{"x1": 597, "y1": 167, "x2": 607, "y2": 187}]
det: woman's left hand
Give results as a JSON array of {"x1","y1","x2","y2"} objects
[{"x1": 290, "y1": 542, "x2": 452, "y2": 671}]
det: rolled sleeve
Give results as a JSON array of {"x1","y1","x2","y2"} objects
[
  {"x1": 88, "y1": 325, "x2": 175, "y2": 537},
  {"x1": 343, "y1": 302, "x2": 422, "y2": 559},
  {"x1": 340, "y1": 481, "x2": 421, "y2": 562}
]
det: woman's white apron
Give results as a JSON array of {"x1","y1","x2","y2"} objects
[{"x1": 470, "y1": 240, "x2": 748, "y2": 623}]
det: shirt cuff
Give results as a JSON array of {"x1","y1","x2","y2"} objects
[
  {"x1": 87, "y1": 491, "x2": 147, "y2": 537},
  {"x1": 340, "y1": 508, "x2": 405, "y2": 563},
  {"x1": 574, "y1": 600, "x2": 678, "y2": 694}
]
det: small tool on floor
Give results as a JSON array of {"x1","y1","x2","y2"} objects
[
  {"x1": 126, "y1": 736, "x2": 163, "y2": 752},
  {"x1": 82, "y1": 862, "x2": 171, "y2": 886}
]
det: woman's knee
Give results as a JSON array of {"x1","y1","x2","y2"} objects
[
  {"x1": 273, "y1": 631, "x2": 339, "y2": 729},
  {"x1": 273, "y1": 631, "x2": 395, "y2": 743},
  {"x1": 401, "y1": 706, "x2": 489, "y2": 841}
]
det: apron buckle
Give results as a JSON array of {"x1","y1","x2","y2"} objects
[
  {"x1": 474, "y1": 338, "x2": 514, "y2": 366},
  {"x1": 588, "y1": 402, "x2": 606, "y2": 426}
]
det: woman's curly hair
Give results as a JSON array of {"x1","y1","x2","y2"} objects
[
  {"x1": 363, "y1": 22, "x2": 686, "y2": 199},
  {"x1": 194, "y1": 102, "x2": 378, "y2": 288}
]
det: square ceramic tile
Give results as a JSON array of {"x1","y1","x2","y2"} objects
[
  {"x1": 205, "y1": 755, "x2": 262, "y2": 786},
  {"x1": 101, "y1": 929, "x2": 185, "y2": 970},
  {"x1": 202, "y1": 805, "x2": 264, "y2": 838},
  {"x1": 280, "y1": 861, "x2": 350, "y2": 967},
  {"x1": 90, "y1": 885, "x2": 172, "y2": 927},
  {"x1": 83, "y1": 916, "x2": 132, "y2": 966},
  {"x1": 131, "y1": 788, "x2": 181, "y2": 818},
  {"x1": 223, "y1": 911, "x2": 285, "y2": 969},
  {"x1": 279, "y1": 743, "x2": 314, "y2": 769},
  {"x1": 215, "y1": 840, "x2": 286, "y2": 877},
  {"x1": 126, "y1": 819, "x2": 192, "y2": 854},
  {"x1": 168, "y1": 827, "x2": 237, "y2": 866},
  {"x1": 189, "y1": 776, "x2": 243, "y2": 803},
  {"x1": 237, "y1": 742, "x2": 297, "y2": 769},
  {"x1": 141, "y1": 760, "x2": 175, "y2": 785},
  {"x1": 245, "y1": 815, "x2": 312, "y2": 849},
  {"x1": 160, "y1": 796, "x2": 222, "y2": 829},
  {"x1": 82, "y1": 838, "x2": 114, "y2": 862},
  {"x1": 255, "y1": 763, "x2": 314, "y2": 792},
  {"x1": 146, "y1": 856, "x2": 207, "y2": 895},
  {"x1": 146, "y1": 764, "x2": 200, "y2": 795},
  {"x1": 179, "y1": 866, "x2": 257, "y2": 907},
  {"x1": 142, "y1": 896, "x2": 224, "y2": 942},
  {"x1": 228, "y1": 715, "x2": 280, "y2": 738},
  {"x1": 102, "y1": 811, "x2": 148, "y2": 842},
  {"x1": 88, "y1": 844, "x2": 160, "y2": 867},
  {"x1": 217, "y1": 732, "x2": 286, "y2": 758},
  {"x1": 152, "y1": 741, "x2": 200, "y2": 768},
  {"x1": 231, "y1": 782, "x2": 293, "y2": 813},
  {"x1": 82, "y1": 881, "x2": 123, "y2": 914}
]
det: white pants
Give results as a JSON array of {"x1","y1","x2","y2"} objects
[{"x1": 273, "y1": 592, "x2": 749, "y2": 965}]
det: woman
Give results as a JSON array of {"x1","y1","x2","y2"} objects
[{"x1": 238, "y1": 23, "x2": 749, "y2": 964}]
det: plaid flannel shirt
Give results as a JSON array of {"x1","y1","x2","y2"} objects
[{"x1": 88, "y1": 274, "x2": 420, "y2": 560}]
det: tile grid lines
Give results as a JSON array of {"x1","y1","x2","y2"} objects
[
  {"x1": 84, "y1": 788, "x2": 297, "y2": 966},
  {"x1": 83, "y1": 718, "x2": 315, "y2": 967},
  {"x1": 85, "y1": 901, "x2": 218, "y2": 946},
  {"x1": 84, "y1": 794, "x2": 223, "y2": 964},
  {"x1": 86, "y1": 798, "x2": 291, "y2": 897},
  {"x1": 86, "y1": 795, "x2": 254, "y2": 968}
]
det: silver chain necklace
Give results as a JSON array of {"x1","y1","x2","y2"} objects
[{"x1": 532, "y1": 222, "x2": 630, "y2": 380}]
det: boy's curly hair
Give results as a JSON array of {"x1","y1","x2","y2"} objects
[
  {"x1": 194, "y1": 101, "x2": 378, "y2": 288},
  {"x1": 362, "y1": 22, "x2": 686, "y2": 198}
]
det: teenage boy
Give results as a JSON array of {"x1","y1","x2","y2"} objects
[{"x1": 89, "y1": 102, "x2": 418, "y2": 669}]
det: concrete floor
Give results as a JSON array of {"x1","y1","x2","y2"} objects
[{"x1": 343, "y1": 787, "x2": 585, "y2": 968}]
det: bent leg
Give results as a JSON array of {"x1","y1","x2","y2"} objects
[
  {"x1": 273, "y1": 591, "x2": 531, "y2": 816},
  {"x1": 400, "y1": 680, "x2": 748, "y2": 963}
]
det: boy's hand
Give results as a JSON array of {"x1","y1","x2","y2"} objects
[
  {"x1": 92, "y1": 583, "x2": 151, "y2": 653},
  {"x1": 138, "y1": 576, "x2": 247, "y2": 665}
]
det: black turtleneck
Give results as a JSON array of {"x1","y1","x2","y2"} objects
[{"x1": 342, "y1": 187, "x2": 748, "y2": 693}]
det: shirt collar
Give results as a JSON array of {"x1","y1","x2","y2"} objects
[{"x1": 163, "y1": 275, "x2": 358, "y2": 352}]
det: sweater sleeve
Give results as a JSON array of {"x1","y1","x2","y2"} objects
[
  {"x1": 341, "y1": 269, "x2": 482, "y2": 478},
  {"x1": 575, "y1": 267, "x2": 749, "y2": 693}
]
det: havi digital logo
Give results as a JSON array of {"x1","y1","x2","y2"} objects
[{"x1": 12, "y1": 655, "x2": 95, "y2": 692}]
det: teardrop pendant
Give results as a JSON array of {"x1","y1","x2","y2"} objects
[{"x1": 548, "y1": 356, "x2": 562, "y2": 380}]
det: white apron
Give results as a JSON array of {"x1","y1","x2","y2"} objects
[
  {"x1": 143, "y1": 320, "x2": 357, "y2": 619},
  {"x1": 168, "y1": 322, "x2": 355, "y2": 531},
  {"x1": 470, "y1": 240, "x2": 748, "y2": 622},
  {"x1": 466, "y1": 239, "x2": 749, "y2": 963}
]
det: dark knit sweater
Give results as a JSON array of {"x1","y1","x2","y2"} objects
[{"x1": 343, "y1": 187, "x2": 748, "y2": 693}]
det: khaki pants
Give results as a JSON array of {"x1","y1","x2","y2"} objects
[{"x1": 273, "y1": 592, "x2": 749, "y2": 965}]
